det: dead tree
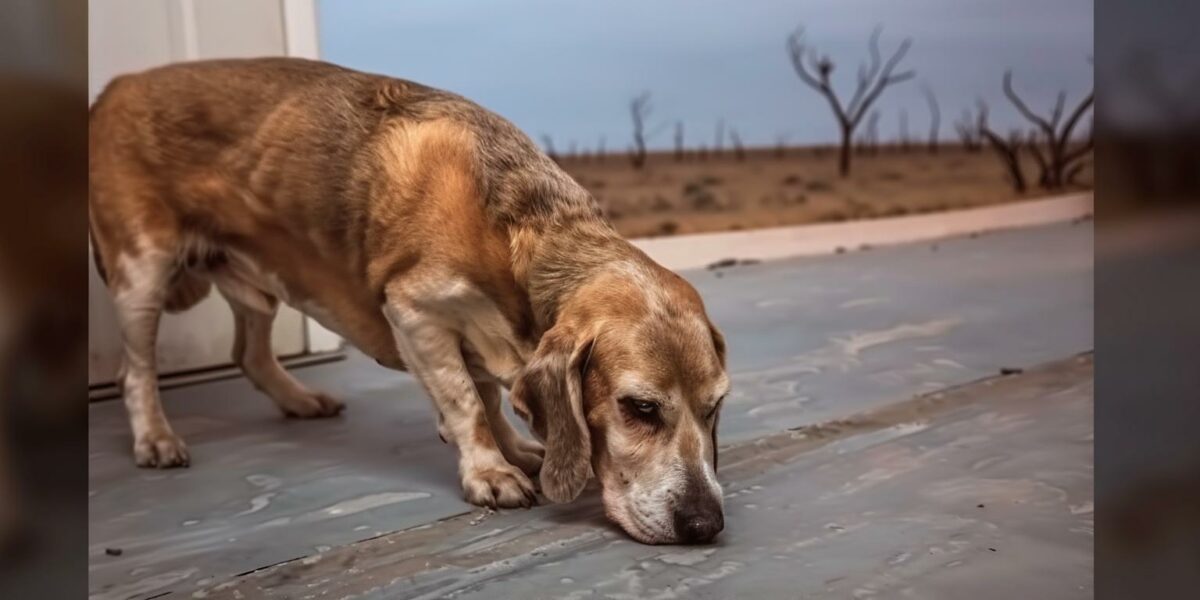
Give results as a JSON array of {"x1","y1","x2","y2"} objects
[
  {"x1": 898, "y1": 109, "x2": 911, "y2": 152},
  {"x1": 1064, "y1": 119, "x2": 1093, "y2": 185},
  {"x1": 629, "y1": 92, "x2": 652, "y2": 169},
  {"x1": 858, "y1": 110, "x2": 881, "y2": 156},
  {"x1": 714, "y1": 118, "x2": 725, "y2": 157},
  {"x1": 954, "y1": 107, "x2": 983, "y2": 152},
  {"x1": 976, "y1": 102, "x2": 1028, "y2": 194},
  {"x1": 729, "y1": 128, "x2": 746, "y2": 161},
  {"x1": 597, "y1": 135, "x2": 606, "y2": 163},
  {"x1": 673, "y1": 121, "x2": 685, "y2": 161},
  {"x1": 786, "y1": 25, "x2": 915, "y2": 176},
  {"x1": 921, "y1": 83, "x2": 940, "y2": 153},
  {"x1": 1002, "y1": 70, "x2": 1094, "y2": 189},
  {"x1": 774, "y1": 133, "x2": 791, "y2": 159},
  {"x1": 540, "y1": 134, "x2": 558, "y2": 163}
]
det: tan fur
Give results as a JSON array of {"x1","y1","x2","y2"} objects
[{"x1": 90, "y1": 58, "x2": 728, "y2": 543}]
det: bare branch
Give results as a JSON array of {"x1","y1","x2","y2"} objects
[
  {"x1": 1049, "y1": 91, "x2": 1067, "y2": 130},
  {"x1": 1000, "y1": 65, "x2": 1093, "y2": 189},
  {"x1": 849, "y1": 37, "x2": 914, "y2": 126},
  {"x1": 787, "y1": 28, "x2": 848, "y2": 127},
  {"x1": 629, "y1": 91, "x2": 652, "y2": 169},
  {"x1": 977, "y1": 108, "x2": 1027, "y2": 193},
  {"x1": 785, "y1": 28, "x2": 826, "y2": 91},
  {"x1": 847, "y1": 26, "x2": 884, "y2": 116},
  {"x1": 1060, "y1": 93, "x2": 1095, "y2": 146},
  {"x1": 729, "y1": 128, "x2": 746, "y2": 161},
  {"x1": 1003, "y1": 70, "x2": 1054, "y2": 136},
  {"x1": 921, "y1": 82, "x2": 941, "y2": 153},
  {"x1": 786, "y1": 25, "x2": 915, "y2": 176}
]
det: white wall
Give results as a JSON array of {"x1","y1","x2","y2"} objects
[{"x1": 88, "y1": 0, "x2": 338, "y2": 386}]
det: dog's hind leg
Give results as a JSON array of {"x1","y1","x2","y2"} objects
[
  {"x1": 109, "y1": 246, "x2": 190, "y2": 468},
  {"x1": 219, "y1": 286, "x2": 344, "y2": 419}
]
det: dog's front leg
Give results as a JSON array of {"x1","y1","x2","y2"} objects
[{"x1": 384, "y1": 301, "x2": 537, "y2": 509}]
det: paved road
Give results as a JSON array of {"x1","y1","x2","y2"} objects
[{"x1": 87, "y1": 222, "x2": 1093, "y2": 599}]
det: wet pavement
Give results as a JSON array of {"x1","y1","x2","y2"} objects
[{"x1": 88, "y1": 221, "x2": 1093, "y2": 599}]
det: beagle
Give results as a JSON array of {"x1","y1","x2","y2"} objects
[{"x1": 89, "y1": 58, "x2": 729, "y2": 544}]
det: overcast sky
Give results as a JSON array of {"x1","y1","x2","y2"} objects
[{"x1": 318, "y1": 0, "x2": 1093, "y2": 150}]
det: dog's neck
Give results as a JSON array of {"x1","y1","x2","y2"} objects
[{"x1": 509, "y1": 214, "x2": 643, "y2": 335}]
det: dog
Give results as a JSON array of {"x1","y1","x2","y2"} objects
[{"x1": 89, "y1": 58, "x2": 729, "y2": 544}]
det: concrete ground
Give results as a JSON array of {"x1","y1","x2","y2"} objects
[{"x1": 88, "y1": 221, "x2": 1093, "y2": 599}]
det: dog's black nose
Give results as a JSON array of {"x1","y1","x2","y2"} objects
[{"x1": 674, "y1": 504, "x2": 724, "y2": 543}]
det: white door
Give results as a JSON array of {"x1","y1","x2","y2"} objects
[{"x1": 88, "y1": 0, "x2": 337, "y2": 387}]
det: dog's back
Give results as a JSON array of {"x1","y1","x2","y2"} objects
[{"x1": 88, "y1": 58, "x2": 586, "y2": 369}]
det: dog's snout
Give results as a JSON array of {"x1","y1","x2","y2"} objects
[
  {"x1": 673, "y1": 479, "x2": 724, "y2": 543},
  {"x1": 675, "y1": 508, "x2": 724, "y2": 543}
]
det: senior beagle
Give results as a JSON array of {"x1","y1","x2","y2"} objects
[{"x1": 89, "y1": 58, "x2": 728, "y2": 544}]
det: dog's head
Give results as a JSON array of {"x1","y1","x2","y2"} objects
[{"x1": 511, "y1": 262, "x2": 728, "y2": 544}]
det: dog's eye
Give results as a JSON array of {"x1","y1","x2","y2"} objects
[
  {"x1": 631, "y1": 399, "x2": 658, "y2": 414},
  {"x1": 622, "y1": 397, "x2": 660, "y2": 421}
]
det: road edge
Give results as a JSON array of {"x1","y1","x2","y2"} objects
[{"x1": 633, "y1": 193, "x2": 1094, "y2": 271}]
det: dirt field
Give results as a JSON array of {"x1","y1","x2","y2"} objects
[{"x1": 559, "y1": 145, "x2": 1094, "y2": 238}]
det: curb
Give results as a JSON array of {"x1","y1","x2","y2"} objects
[{"x1": 632, "y1": 193, "x2": 1093, "y2": 271}]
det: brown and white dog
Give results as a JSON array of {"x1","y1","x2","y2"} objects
[{"x1": 89, "y1": 58, "x2": 729, "y2": 544}]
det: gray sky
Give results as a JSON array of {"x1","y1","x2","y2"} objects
[{"x1": 318, "y1": 0, "x2": 1093, "y2": 150}]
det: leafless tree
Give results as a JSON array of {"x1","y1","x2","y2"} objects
[
  {"x1": 597, "y1": 135, "x2": 606, "y2": 163},
  {"x1": 976, "y1": 102, "x2": 1028, "y2": 194},
  {"x1": 729, "y1": 128, "x2": 746, "y2": 161},
  {"x1": 671, "y1": 121, "x2": 684, "y2": 161},
  {"x1": 898, "y1": 109, "x2": 911, "y2": 152},
  {"x1": 858, "y1": 110, "x2": 881, "y2": 156},
  {"x1": 540, "y1": 134, "x2": 558, "y2": 163},
  {"x1": 921, "y1": 83, "x2": 941, "y2": 153},
  {"x1": 953, "y1": 107, "x2": 983, "y2": 152},
  {"x1": 1002, "y1": 70, "x2": 1093, "y2": 190},
  {"x1": 714, "y1": 118, "x2": 726, "y2": 157},
  {"x1": 568, "y1": 140, "x2": 578, "y2": 160},
  {"x1": 629, "y1": 92, "x2": 652, "y2": 169},
  {"x1": 786, "y1": 25, "x2": 915, "y2": 176},
  {"x1": 774, "y1": 132, "x2": 792, "y2": 159}
]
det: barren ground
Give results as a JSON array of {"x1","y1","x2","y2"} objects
[{"x1": 559, "y1": 145, "x2": 1093, "y2": 238}]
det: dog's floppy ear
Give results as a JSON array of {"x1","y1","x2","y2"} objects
[
  {"x1": 709, "y1": 321, "x2": 727, "y2": 367},
  {"x1": 510, "y1": 326, "x2": 594, "y2": 503}
]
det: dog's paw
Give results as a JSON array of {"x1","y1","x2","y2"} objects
[
  {"x1": 279, "y1": 391, "x2": 345, "y2": 419},
  {"x1": 502, "y1": 438, "x2": 545, "y2": 478},
  {"x1": 134, "y1": 430, "x2": 190, "y2": 468},
  {"x1": 462, "y1": 463, "x2": 538, "y2": 509}
]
